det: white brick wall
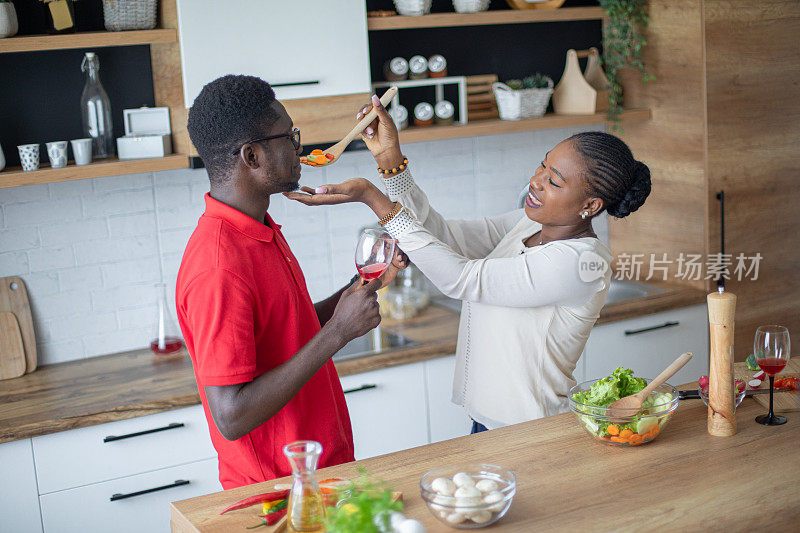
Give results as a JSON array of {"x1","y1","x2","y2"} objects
[{"x1": 0, "y1": 126, "x2": 608, "y2": 365}]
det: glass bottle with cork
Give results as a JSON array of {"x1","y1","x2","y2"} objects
[{"x1": 80, "y1": 52, "x2": 115, "y2": 159}]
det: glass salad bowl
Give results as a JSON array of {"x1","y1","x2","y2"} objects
[
  {"x1": 419, "y1": 463, "x2": 516, "y2": 529},
  {"x1": 698, "y1": 387, "x2": 746, "y2": 409},
  {"x1": 569, "y1": 379, "x2": 679, "y2": 446}
]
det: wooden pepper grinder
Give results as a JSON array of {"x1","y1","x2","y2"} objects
[
  {"x1": 707, "y1": 287, "x2": 737, "y2": 436},
  {"x1": 708, "y1": 190, "x2": 736, "y2": 436}
]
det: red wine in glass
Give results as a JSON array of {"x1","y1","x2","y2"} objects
[
  {"x1": 355, "y1": 228, "x2": 396, "y2": 285},
  {"x1": 150, "y1": 336, "x2": 183, "y2": 354},
  {"x1": 358, "y1": 262, "x2": 389, "y2": 281},
  {"x1": 756, "y1": 357, "x2": 787, "y2": 377},
  {"x1": 754, "y1": 325, "x2": 790, "y2": 426}
]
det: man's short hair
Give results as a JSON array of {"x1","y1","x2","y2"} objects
[{"x1": 187, "y1": 75, "x2": 280, "y2": 184}]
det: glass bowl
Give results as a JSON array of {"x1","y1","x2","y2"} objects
[
  {"x1": 698, "y1": 387, "x2": 746, "y2": 409},
  {"x1": 569, "y1": 379, "x2": 679, "y2": 446},
  {"x1": 419, "y1": 463, "x2": 516, "y2": 529}
]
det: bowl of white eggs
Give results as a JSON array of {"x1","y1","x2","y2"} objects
[{"x1": 419, "y1": 463, "x2": 516, "y2": 529}]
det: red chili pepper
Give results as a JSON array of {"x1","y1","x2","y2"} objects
[
  {"x1": 219, "y1": 489, "x2": 290, "y2": 515},
  {"x1": 265, "y1": 508, "x2": 287, "y2": 526},
  {"x1": 245, "y1": 508, "x2": 288, "y2": 530}
]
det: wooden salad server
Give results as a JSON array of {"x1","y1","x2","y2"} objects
[
  {"x1": 301, "y1": 86, "x2": 398, "y2": 167},
  {"x1": 607, "y1": 352, "x2": 694, "y2": 420}
]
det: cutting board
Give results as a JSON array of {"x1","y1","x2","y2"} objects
[
  {"x1": 735, "y1": 359, "x2": 800, "y2": 412},
  {"x1": 0, "y1": 276, "x2": 37, "y2": 373},
  {"x1": 0, "y1": 312, "x2": 26, "y2": 379}
]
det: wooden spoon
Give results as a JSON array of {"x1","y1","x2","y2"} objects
[
  {"x1": 606, "y1": 352, "x2": 694, "y2": 421},
  {"x1": 301, "y1": 86, "x2": 398, "y2": 167}
]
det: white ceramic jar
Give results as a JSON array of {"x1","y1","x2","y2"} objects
[{"x1": 0, "y1": 2, "x2": 19, "y2": 39}]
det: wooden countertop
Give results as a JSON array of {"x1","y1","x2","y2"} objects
[
  {"x1": 171, "y1": 388, "x2": 800, "y2": 531},
  {"x1": 0, "y1": 283, "x2": 705, "y2": 444},
  {"x1": 0, "y1": 306, "x2": 459, "y2": 444}
]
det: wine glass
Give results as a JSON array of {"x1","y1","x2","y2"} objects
[
  {"x1": 355, "y1": 228, "x2": 396, "y2": 284},
  {"x1": 754, "y1": 325, "x2": 791, "y2": 425}
]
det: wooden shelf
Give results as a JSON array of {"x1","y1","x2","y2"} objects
[
  {"x1": 367, "y1": 7, "x2": 604, "y2": 31},
  {"x1": 0, "y1": 154, "x2": 189, "y2": 189},
  {"x1": 0, "y1": 29, "x2": 177, "y2": 54},
  {"x1": 397, "y1": 108, "x2": 651, "y2": 143}
]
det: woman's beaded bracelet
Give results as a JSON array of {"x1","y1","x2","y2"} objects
[
  {"x1": 377, "y1": 156, "x2": 408, "y2": 175},
  {"x1": 379, "y1": 201, "x2": 403, "y2": 226}
]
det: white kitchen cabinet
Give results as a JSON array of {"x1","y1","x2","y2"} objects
[
  {"x1": 39, "y1": 458, "x2": 219, "y2": 533},
  {"x1": 339, "y1": 361, "x2": 428, "y2": 460},
  {"x1": 33, "y1": 405, "x2": 216, "y2": 495},
  {"x1": 581, "y1": 304, "x2": 709, "y2": 386},
  {"x1": 176, "y1": 0, "x2": 371, "y2": 107},
  {"x1": 0, "y1": 438, "x2": 43, "y2": 533},
  {"x1": 425, "y1": 355, "x2": 472, "y2": 443}
]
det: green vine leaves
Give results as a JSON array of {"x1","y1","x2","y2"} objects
[{"x1": 599, "y1": 0, "x2": 654, "y2": 131}]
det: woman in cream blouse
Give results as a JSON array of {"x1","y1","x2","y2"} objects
[{"x1": 287, "y1": 96, "x2": 652, "y2": 432}]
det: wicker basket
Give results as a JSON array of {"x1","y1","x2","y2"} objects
[
  {"x1": 453, "y1": 0, "x2": 491, "y2": 13},
  {"x1": 393, "y1": 0, "x2": 432, "y2": 16},
  {"x1": 493, "y1": 80, "x2": 554, "y2": 120},
  {"x1": 103, "y1": 0, "x2": 157, "y2": 32}
]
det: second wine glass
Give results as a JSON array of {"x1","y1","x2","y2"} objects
[
  {"x1": 355, "y1": 228, "x2": 396, "y2": 283},
  {"x1": 754, "y1": 325, "x2": 791, "y2": 426}
]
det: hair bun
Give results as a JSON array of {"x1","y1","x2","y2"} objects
[{"x1": 607, "y1": 160, "x2": 652, "y2": 218}]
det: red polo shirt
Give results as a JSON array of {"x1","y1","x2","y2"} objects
[{"x1": 176, "y1": 193, "x2": 354, "y2": 489}]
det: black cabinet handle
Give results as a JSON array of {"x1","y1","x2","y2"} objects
[
  {"x1": 271, "y1": 80, "x2": 320, "y2": 88},
  {"x1": 343, "y1": 384, "x2": 378, "y2": 394},
  {"x1": 110, "y1": 480, "x2": 190, "y2": 501},
  {"x1": 624, "y1": 321, "x2": 680, "y2": 336},
  {"x1": 103, "y1": 422, "x2": 185, "y2": 443}
]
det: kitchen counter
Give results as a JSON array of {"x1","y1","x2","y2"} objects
[
  {"x1": 171, "y1": 387, "x2": 800, "y2": 532},
  {"x1": 0, "y1": 282, "x2": 705, "y2": 444}
]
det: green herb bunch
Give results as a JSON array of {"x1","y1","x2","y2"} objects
[
  {"x1": 324, "y1": 469, "x2": 403, "y2": 533},
  {"x1": 599, "y1": 0, "x2": 654, "y2": 128},
  {"x1": 506, "y1": 72, "x2": 553, "y2": 90}
]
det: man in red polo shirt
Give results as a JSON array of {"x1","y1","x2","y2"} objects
[{"x1": 177, "y1": 75, "x2": 402, "y2": 489}]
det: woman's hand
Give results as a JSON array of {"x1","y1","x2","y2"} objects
[
  {"x1": 359, "y1": 95, "x2": 405, "y2": 171},
  {"x1": 283, "y1": 178, "x2": 375, "y2": 206},
  {"x1": 284, "y1": 178, "x2": 396, "y2": 221},
  {"x1": 377, "y1": 248, "x2": 409, "y2": 289}
]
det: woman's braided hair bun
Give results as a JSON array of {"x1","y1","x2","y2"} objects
[
  {"x1": 569, "y1": 131, "x2": 651, "y2": 219},
  {"x1": 607, "y1": 160, "x2": 651, "y2": 218}
]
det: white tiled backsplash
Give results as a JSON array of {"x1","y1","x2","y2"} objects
[{"x1": 0, "y1": 126, "x2": 607, "y2": 365}]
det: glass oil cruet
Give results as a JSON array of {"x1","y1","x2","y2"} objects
[
  {"x1": 150, "y1": 283, "x2": 183, "y2": 355},
  {"x1": 80, "y1": 52, "x2": 114, "y2": 159},
  {"x1": 283, "y1": 440, "x2": 326, "y2": 533}
]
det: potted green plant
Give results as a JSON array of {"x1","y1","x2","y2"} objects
[
  {"x1": 599, "y1": 0, "x2": 653, "y2": 127},
  {"x1": 493, "y1": 72, "x2": 555, "y2": 120},
  {"x1": 0, "y1": 0, "x2": 19, "y2": 38}
]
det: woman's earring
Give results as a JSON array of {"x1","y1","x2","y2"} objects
[{"x1": 581, "y1": 212, "x2": 588, "y2": 219}]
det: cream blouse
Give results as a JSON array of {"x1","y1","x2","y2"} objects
[{"x1": 381, "y1": 168, "x2": 613, "y2": 429}]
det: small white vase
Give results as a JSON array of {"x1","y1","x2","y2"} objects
[
  {"x1": 0, "y1": 3, "x2": 19, "y2": 39},
  {"x1": 0, "y1": 143, "x2": 6, "y2": 172}
]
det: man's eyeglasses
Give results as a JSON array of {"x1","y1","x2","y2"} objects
[{"x1": 235, "y1": 128, "x2": 301, "y2": 154}]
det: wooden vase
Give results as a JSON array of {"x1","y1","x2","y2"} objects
[
  {"x1": 583, "y1": 47, "x2": 611, "y2": 113},
  {"x1": 552, "y1": 49, "x2": 597, "y2": 115}
]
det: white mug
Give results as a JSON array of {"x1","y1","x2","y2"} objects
[
  {"x1": 70, "y1": 138, "x2": 92, "y2": 166},
  {"x1": 17, "y1": 143, "x2": 40, "y2": 171},
  {"x1": 0, "y1": 142, "x2": 5, "y2": 172},
  {"x1": 46, "y1": 141, "x2": 68, "y2": 169}
]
